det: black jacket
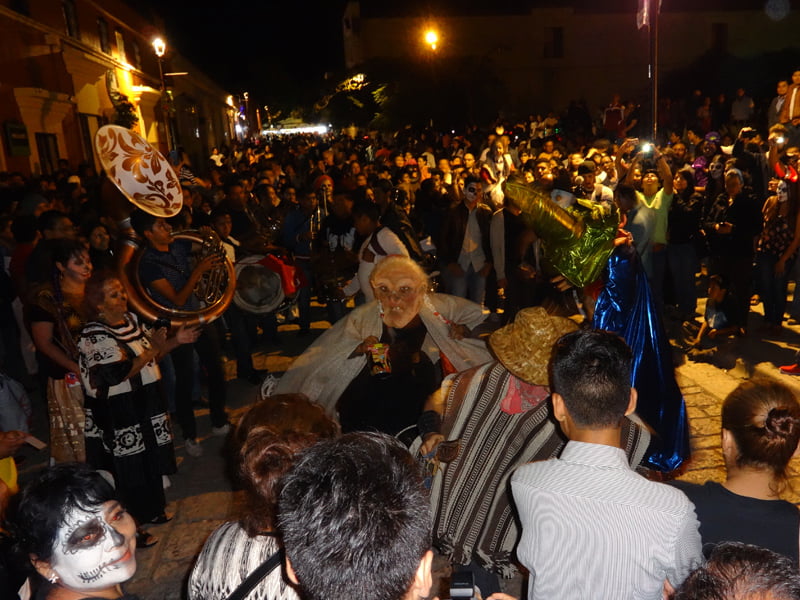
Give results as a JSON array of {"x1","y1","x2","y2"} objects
[{"x1": 439, "y1": 201, "x2": 493, "y2": 266}]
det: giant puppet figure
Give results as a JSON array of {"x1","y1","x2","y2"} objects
[{"x1": 503, "y1": 178, "x2": 689, "y2": 473}]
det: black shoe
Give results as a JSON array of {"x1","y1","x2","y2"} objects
[{"x1": 149, "y1": 512, "x2": 174, "y2": 525}]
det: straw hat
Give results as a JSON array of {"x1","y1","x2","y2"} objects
[{"x1": 489, "y1": 307, "x2": 579, "y2": 385}]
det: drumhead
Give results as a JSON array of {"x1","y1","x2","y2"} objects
[{"x1": 234, "y1": 256, "x2": 285, "y2": 314}]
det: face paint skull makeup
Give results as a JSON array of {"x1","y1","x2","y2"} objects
[
  {"x1": 46, "y1": 501, "x2": 137, "y2": 592},
  {"x1": 777, "y1": 181, "x2": 789, "y2": 203}
]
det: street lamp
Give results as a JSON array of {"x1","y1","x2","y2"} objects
[
  {"x1": 152, "y1": 37, "x2": 172, "y2": 152},
  {"x1": 424, "y1": 29, "x2": 439, "y2": 51}
]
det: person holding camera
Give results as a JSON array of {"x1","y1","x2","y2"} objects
[{"x1": 623, "y1": 141, "x2": 674, "y2": 308}]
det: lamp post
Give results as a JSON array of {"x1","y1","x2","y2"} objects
[
  {"x1": 152, "y1": 37, "x2": 172, "y2": 153},
  {"x1": 423, "y1": 28, "x2": 440, "y2": 128}
]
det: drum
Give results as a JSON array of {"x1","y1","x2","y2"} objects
[{"x1": 234, "y1": 255, "x2": 300, "y2": 315}]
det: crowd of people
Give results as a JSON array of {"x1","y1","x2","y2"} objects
[{"x1": 2, "y1": 76, "x2": 800, "y2": 599}]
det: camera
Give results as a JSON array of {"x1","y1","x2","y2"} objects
[
  {"x1": 740, "y1": 128, "x2": 757, "y2": 140},
  {"x1": 640, "y1": 142, "x2": 654, "y2": 155},
  {"x1": 449, "y1": 572, "x2": 479, "y2": 600},
  {"x1": 777, "y1": 136, "x2": 786, "y2": 145}
]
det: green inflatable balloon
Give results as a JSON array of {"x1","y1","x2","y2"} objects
[{"x1": 503, "y1": 179, "x2": 619, "y2": 288}]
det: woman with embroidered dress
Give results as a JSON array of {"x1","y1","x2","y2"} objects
[
  {"x1": 77, "y1": 271, "x2": 199, "y2": 534},
  {"x1": 29, "y1": 239, "x2": 92, "y2": 463}
]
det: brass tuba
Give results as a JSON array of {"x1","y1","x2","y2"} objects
[{"x1": 95, "y1": 125, "x2": 235, "y2": 326}]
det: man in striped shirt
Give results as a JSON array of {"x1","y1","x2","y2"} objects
[{"x1": 511, "y1": 330, "x2": 702, "y2": 599}]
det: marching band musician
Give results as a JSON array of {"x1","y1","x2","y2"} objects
[
  {"x1": 209, "y1": 208, "x2": 267, "y2": 385},
  {"x1": 130, "y1": 209, "x2": 231, "y2": 458},
  {"x1": 313, "y1": 191, "x2": 358, "y2": 324},
  {"x1": 282, "y1": 190, "x2": 317, "y2": 336},
  {"x1": 217, "y1": 177, "x2": 279, "y2": 256}
]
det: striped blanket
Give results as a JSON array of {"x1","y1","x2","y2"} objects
[{"x1": 428, "y1": 361, "x2": 650, "y2": 577}]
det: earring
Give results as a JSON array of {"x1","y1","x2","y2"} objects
[
  {"x1": 48, "y1": 573, "x2": 59, "y2": 584},
  {"x1": 377, "y1": 300, "x2": 384, "y2": 320}
]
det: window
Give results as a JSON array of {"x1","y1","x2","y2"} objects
[
  {"x1": 543, "y1": 27, "x2": 564, "y2": 59},
  {"x1": 98, "y1": 17, "x2": 110, "y2": 53},
  {"x1": 132, "y1": 42, "x2": 142, "y2": 70},
  {"x1": 35, "y1": 133, "x2": 60, "y2": 176},
  {"x1": 62, "y1": 0, "x2": 79, "y2": 38},
  {"x1": 115, "y1": 30, "x2": 126, "y2": 62},
  {"x1": 711, "y1": 23, "x2": 728, "y2": 52}
]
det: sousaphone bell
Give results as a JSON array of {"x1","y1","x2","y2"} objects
[{"x1": 94, "y1": 125, "x2": 235, "y2": 326}]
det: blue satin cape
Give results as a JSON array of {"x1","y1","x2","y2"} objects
[{"x1": 593, "y1": 245, "x2": 690, "y2": 472}]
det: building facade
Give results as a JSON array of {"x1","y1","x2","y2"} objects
[
  {"x1": 0, "y1": 0, "x2": 235, "y2": 176},
  {"x1": 343, "y1": 1, "x2": 800, "y2": 117}
]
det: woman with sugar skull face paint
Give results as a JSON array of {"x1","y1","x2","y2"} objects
[
  {"x1": 6, "y1": 463, "x2": 140, "y2": 600},
  {"x1": 754, "y1": 178, "x2": 800, "y2": 334}
]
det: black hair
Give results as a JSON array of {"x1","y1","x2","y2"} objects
[
  {"x1": 675, "y1": 168, "x2": 696, "y2": 194},
  {"x1": 79, "y1": 219, "x2": 107, "y2": 241},
  {"x1": 614, "y1": 184, "x2": 638, "y2": 211},
  {"x1": 464, "y1": 175, "x2": 481, "y2": 188},
  {"x1": 223, "y1": 177, "x2": 245, "y2": 195},
  {"x1": 278, "y1": 432, "x2": 430, "y2": 600},
  {"x1": 209, "y1": 207, "x2": 231, "y2": 223},
  {"x1": 11, "y1": 215, "x2": 37, "y2": 243},
  {"x1": 675, "y1": 542, "x2": 800, "y2": 600},
  {"x1": 709, "y1": 274, "x2": 728, "y2": 290},
  {"x1": 36, "y1": 210, "x2": 69, "y2": 234},
  {"x1": 6, "y1": 463, "x2": 117, "y2": 566},
  {"x1": 352, "y1": 201, "x2": 381, "y2": 222},
  {"x1": 50, "y1": 237, "x2": 87, "y2": 268},
  {"x1": 551, "y1": 329, "x2": 633, "y2": 428},
  {"x1": 129, "y1": 208, "x2": 158, "y2": 238}
]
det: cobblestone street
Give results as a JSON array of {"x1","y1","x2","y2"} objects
[{"x1": 16, "y1": 298, "x2": 800, "y2": 599}]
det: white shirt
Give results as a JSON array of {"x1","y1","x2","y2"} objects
[
  {"x1": 458, "y1": 206, "x2": 486, "y2": 272},
  {"x1": 342, "y1": 227, "x2": 408, "y2": 300},
  {"x1": 512, "y1": 441, "x2": 702, "y2": 600}
]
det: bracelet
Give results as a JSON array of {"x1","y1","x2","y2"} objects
[{"x1": 417, "y1": 410, "x2": 442, "y2": 438}]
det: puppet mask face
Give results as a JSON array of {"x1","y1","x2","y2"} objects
[{"x1": 372, "y1": 266, "x2": 425, "y2": 329}]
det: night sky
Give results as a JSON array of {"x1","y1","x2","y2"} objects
[
  {"x1": 138, "y1": 0, "x2": 788, "y2": 112},
  {"x1": 139, "y1": 0, "x2": 350, "y2": 110}
]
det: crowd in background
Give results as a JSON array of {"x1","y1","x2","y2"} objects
[{"x1": 2, "y1": 72, "x2": 800, "y2": 599}]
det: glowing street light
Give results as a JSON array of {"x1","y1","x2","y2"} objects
[
  {"x1": 424, "y1": 29, "x2": 439, "y2": 51},
  {"x1": 152, "y1": 37, "x2": 172, "y2": 151},
  {"x1": 152, "y1": 37, "x2": 165, "y2": 58}
]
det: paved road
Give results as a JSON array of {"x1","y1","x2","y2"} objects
[{"x1": 14, "y1": 296, "x2": 800, "y2": 599}]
